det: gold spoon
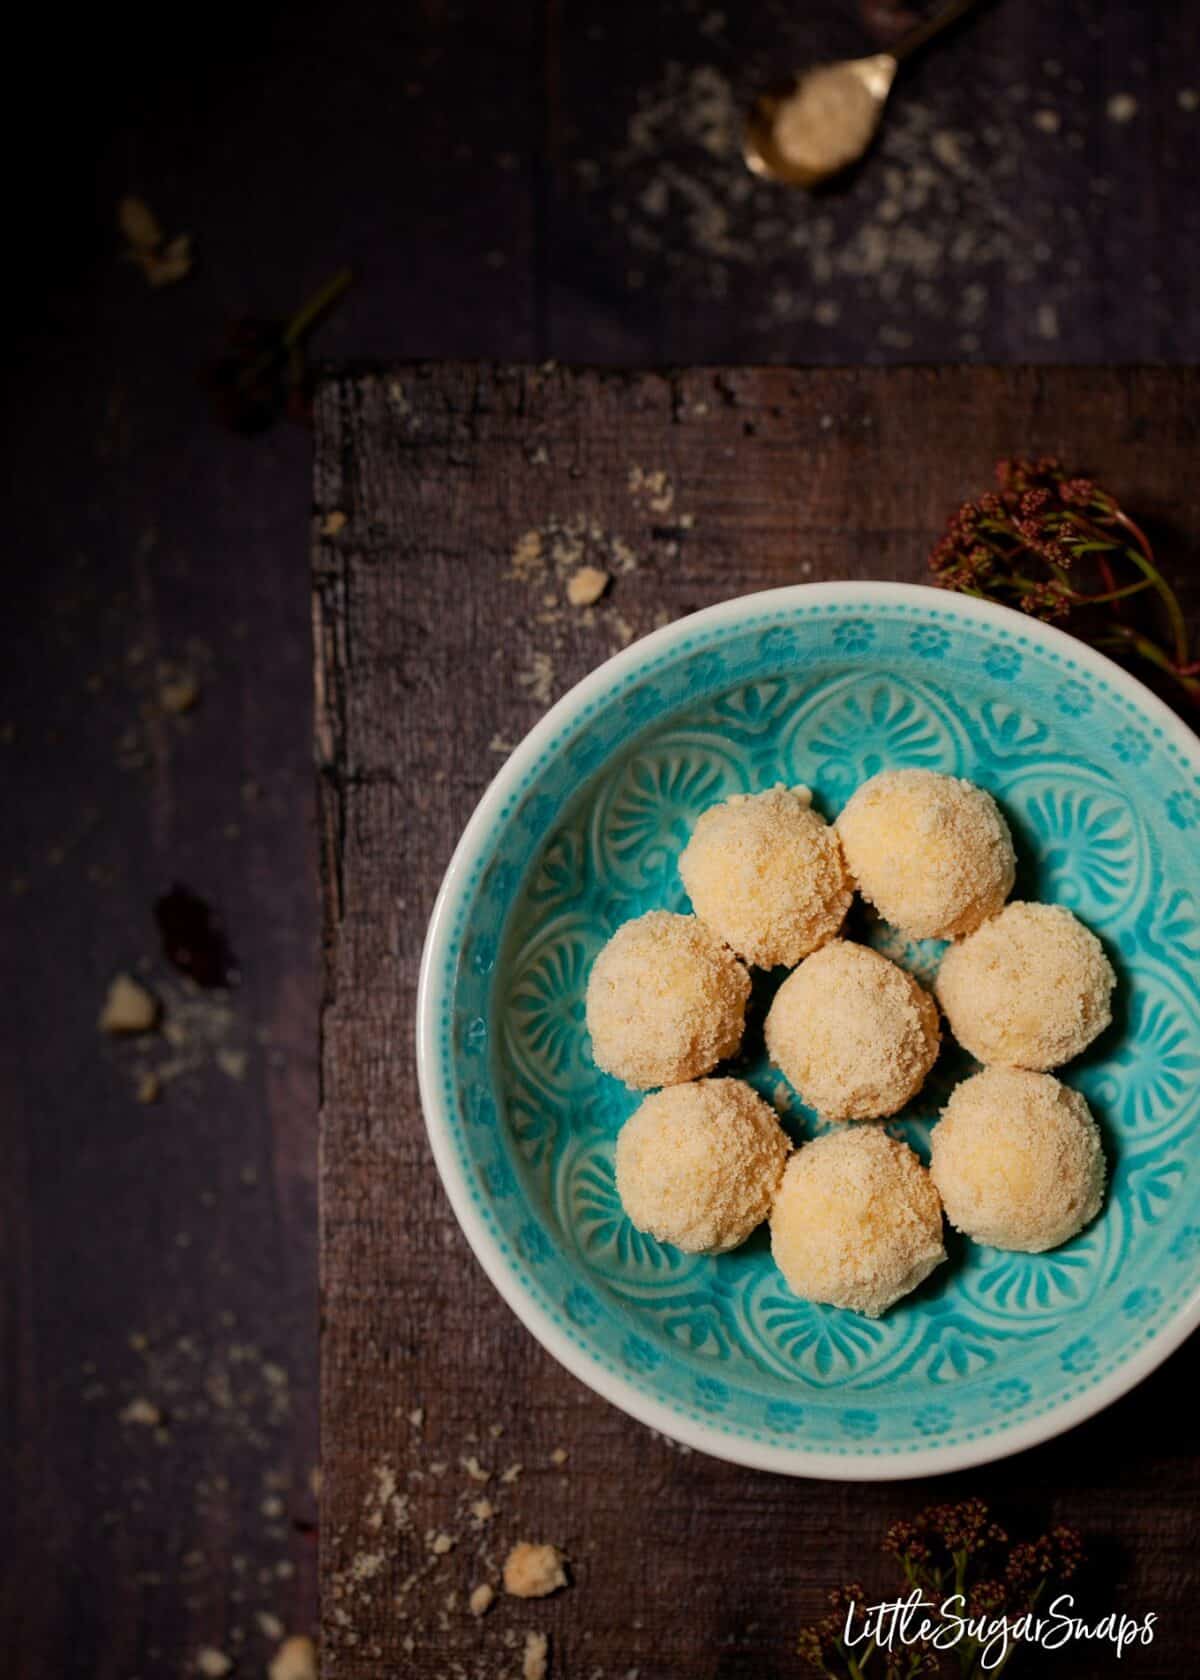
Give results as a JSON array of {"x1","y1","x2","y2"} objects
[{"x1": 744, "y1": 0, "x2": 987, "y2": 188}]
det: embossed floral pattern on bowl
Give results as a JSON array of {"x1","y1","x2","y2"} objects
[{"x1": 417, "y1": 584, "x2": 1200, "y2": 1478}]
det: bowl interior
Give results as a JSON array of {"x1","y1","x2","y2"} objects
[{"x1": 427, "y1": 590, "x2": 1200, "y2": 1470}]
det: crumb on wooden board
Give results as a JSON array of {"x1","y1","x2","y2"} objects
[{"x1": 503, "y1": 1541, "x2": 568, "y2": 1600}]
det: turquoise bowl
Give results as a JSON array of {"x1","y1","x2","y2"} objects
[{"x1": 416, "y1": 583, "x2": 1200, "y2": 1478}]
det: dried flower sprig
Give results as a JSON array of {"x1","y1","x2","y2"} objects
[
  {"x1": 207, "y1": 267, "x2": 353, "y2": 434},
  {"x1": 798, "y1": 1499, "x2": 1084, "y2": 1680},
  {"x1": 930, "y1": 458, "x2": 1199, "y2": 706}
]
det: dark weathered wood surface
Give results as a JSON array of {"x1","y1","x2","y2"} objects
[
  {"x1": 7, "y1": 0, "x2": 1200, "y2": 1671},
  {"x1": 314, "y1": 363, "x2": 1200, "y2": 1679}
]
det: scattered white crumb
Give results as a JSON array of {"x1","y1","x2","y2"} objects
[
  {"x1": 408, "y1": 1407, "x2": 424, "y2": 1428},
  {"x1": 610, "y1": 536, "x2": 638, "y2": 573},
  {"x1": 196, "y1": 1651, "x2": 233, "y2": 1679},
  {"x1": 930, "y1": 129, "x2": 967, "y2": 170},
  {"x1": 1036, "y1": 302, "x2": 1059, "y2": 340},
  {"x1": 1180, "y1": 88, "x2": 1199, "y2": 112},
  {"x1": 878, "y1": 324, "x2": 913, "y2": 349},
  {"x1": 627, "y1": 464, "x2": 675, "y2": 515},
  {"x1": 503, "y1": 1542, "x2": 567, "y2": 1599},
  {"x1": 470, "y1": 1498, "x2": 495, "y2": 1522},
  {"x1": 1032, "y1": 108, "x2": 1060, "y2": 133},
  {"x1": 320, "y1": 511, "x2": 348, "y2": 536},
  {"x1": 523, "y1": 1630, "x2": 549, "y2": 1680},
  {"x1": 119, "y1": 1396, "x2": 163, "y2": 1427},
  {"x1": 160, "y1": 672, "x2": 200, "y2": 714},
  {"x1": 135, "y1": 1070, "x2": 161, "y2": 1104},
  {"x1": 216, "y1": 1048, "x2": 248, "y2": 1081},
  {"x1": 256, "y1": 1612, "x2": 285, "y2": 1641},
  {"x1": 517, "y1": 653, "x2": 555, "y2": 706},
  {"x1": 550, "y1": 1447, "x2": 568, "y2": 1466},
  {"x1": 1107, "y1": 92, "x2": 1138, "y2": 123},
  {"x1": 268, "y1": 1636, "x2": 317, "y2": 1680},
  {"x1": 566, "y1": 565, "x2": 610, "y2": 607},
  {"x1": 99, "y1": 974, "x2": 158, "y2": 1035},
  {"x1": 430, "y1": 1532, "x2": 455, "y2": 1556},
  {"x1": 460, "y1": 1455, "x2": 490, "y2": 1483},
  {"x1": 500, "y1": 1463, "x2": 523, "y2": 1485},
  {"x1": 511, "y1": 529, "x2": 544, "y2": 579},
  {"x1": 468, "y1": 1582, "x2": 495, "y2": 1618}
]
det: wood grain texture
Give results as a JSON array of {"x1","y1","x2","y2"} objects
[
  {"x1": 0, "y1": 407, "x2": 323, "y2": 1677},
  {"x1": 7, "y1": 0, "x2": 1200, "y2": 1669},
  {"x1": 314, "y1": 364, "x2": 1200, "y2": 1679}
]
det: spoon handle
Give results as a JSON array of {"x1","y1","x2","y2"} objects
[{"x1": 890, "y1": 0, "x2": 987, "y2": 63}]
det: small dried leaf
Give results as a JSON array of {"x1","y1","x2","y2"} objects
[
  {"x1": 154, "y1": 884, "x2": 235, "y2": 988},
  {"x1": 147, "y1": 233, "x2": 193, "y2": 288},
  {"x1": 119, "y1": 195, "x2": 162, "y2": 252},
  {"x1": 119, "y1": 198, "x2": 193, "y2": 288}
]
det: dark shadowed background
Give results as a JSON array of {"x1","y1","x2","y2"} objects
[{"x1": 3, "y1": 1, "x2": 1198, "y2": 1675}]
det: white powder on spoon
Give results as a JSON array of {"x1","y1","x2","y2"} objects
[{"x1": 773, "y1": 63, "x2": 883, "y2": 177}]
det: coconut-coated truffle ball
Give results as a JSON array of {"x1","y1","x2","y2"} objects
[
  {"x1": 930, "y1": 1067, "x2": 1105, "y2": 1252},
  {"x1": 586, "y1": 911, "x2": 749, "y2": 1089},
  {"x1": 770, "y1": 1128, "x2": 946, "y2": 1318},
  {"x1": 765, "y1": 940, "x2": 940, "y2": 1121},
  {"x1": 935, "y1": 901, "x2": 1115, "y2": 1070},
  {"x1": 678, "y1": 785, "x2": 851, "y2": 968},
  {"x1": 615, "y1": 1078, "x2": 791, "y2": 1254},
  {"x1": 836, "y1": 769, "x2": 1016, "y2": 940}
]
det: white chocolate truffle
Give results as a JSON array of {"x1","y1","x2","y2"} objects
[
  {"x1": 836, "y1": 769, "x2": 1016, "y2": 940},
  {"x1": 930, "y1": 1067, "x2": 1105, "y2": 1252},
  {"x1": 615, "y1": 1078, "x2": 791, "y2": 1254},
  {"x1": 770, "y1": 1128, "x2": 946, "y2": 1318},
  {"x1": 935, "y1": 901, "x2": 1115, "y2": 1070},
  {"x1": 678, "y1": 785, "x2": 852, "y2": 968},
  {"x1": 765, "y1": 941, "x2": 940, "y2": 1121},
  {"x1": 586, "y1": 911, "x2": 749, "y2": 1089}
]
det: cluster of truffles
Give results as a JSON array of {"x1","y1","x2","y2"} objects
[{"x1": 585, "y1": 768, "x2": 1117, "y2": 1319}]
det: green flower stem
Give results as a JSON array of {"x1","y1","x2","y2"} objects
[
  {"x1": 283, "y1": 266, "x2": 353, "y2": 349},
  {"x1": 1081, "y1": 578, "x2": 1155, "y2": 605},
  {"x1": 1096, "y1": 626, "x2": 1200, "y2": 701},
  {"x1": 1118, "y1": 533, "x2": 1191, "y2": 669},
  {"x1": 980, "y1": 1580, "x2": 1047, "y2": 1680}
]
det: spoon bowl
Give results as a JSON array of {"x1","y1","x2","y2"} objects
[
  {"x1": 744, "y1": 54, "x2": 897, "y2": 188},
  {"x1": 743, "y1": 0, "x2": 986, "y2": 187}
]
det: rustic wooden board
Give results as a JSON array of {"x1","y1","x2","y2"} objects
[{"x1": 314, "y1": 364, "x2": 1200, "y2": 1679}]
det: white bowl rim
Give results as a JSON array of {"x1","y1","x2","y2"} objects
[{"x1": 415, "y1": 579, "x2": 1200, "y2": 1481}]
